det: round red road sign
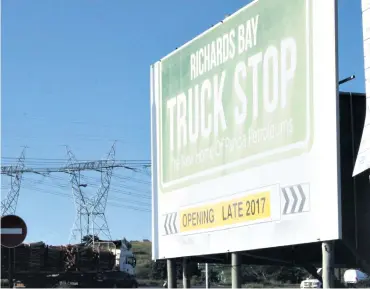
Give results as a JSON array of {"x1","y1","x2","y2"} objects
[{"x1": 1, "y1": 215, "x2": 27, "y2": 248}]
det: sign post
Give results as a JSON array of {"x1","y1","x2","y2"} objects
[{"x1": 1, "y1": 215, "x2": 28, "y2": 288}]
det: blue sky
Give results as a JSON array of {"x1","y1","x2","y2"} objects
[{"x1": 1, "y1": 0, "x2": 366, "y2": 245}]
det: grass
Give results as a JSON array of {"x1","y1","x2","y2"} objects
[
  {"x1": 131, "y1": 241, "x2": 152, "y2": 263},
  {"x1": 131, "y1": 241, "x2": 154, "y2": 285},
  {"x1": 131, "y1": 240, "x2": 152, "y2": 271},
  {"x1": 136, "y1": 279, "x2": 163, "y2": 287}
]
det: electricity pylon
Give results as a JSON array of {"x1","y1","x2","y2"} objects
[
  {"x1": 1, "y1": 146, "x2": 151, "y2": 243},
  {"x1": 89, "y1": 143, "x2": 116, "y2": 244},
  {"x1": 66, "y1": 142, "x2": 116, "y2": 245},
  {"x1": 65, "y1": 146, "x2": 93, "y2": 245},
  {"x1": 1, "y1": 148, "x2": 26, "y2": 216}
]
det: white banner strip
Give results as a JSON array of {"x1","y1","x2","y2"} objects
[{"x1": 1, "y1": 228, "x2": 22, "y2": 235}]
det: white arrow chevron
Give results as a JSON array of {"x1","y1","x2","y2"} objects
[
  {"x1": 163, "y1": 212, "x2": 178, "y2": 235},
  {"x1": 163, "y1": 214, "x2": 169, "y2": 235},
  {"x1": 171, "y1": 212, "x2": 178, "y2": 234},
  {"x1": 281, "y1": 183, "x2": 310, "y2": 215}
]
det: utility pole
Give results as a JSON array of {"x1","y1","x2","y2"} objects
[{"x1": 1, "y1": 148, "x2": 26, "y2": 216}]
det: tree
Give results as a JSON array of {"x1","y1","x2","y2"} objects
[
  {"x1": 136, "y1": 263, "x2": 152, "y2": 280},
  {"x1": 275, "y1": 266, "x2": 307, "y2": 283},
  {"x1": 176, "y1": 261, "x2": 201, "y2": 280},
  {"x1": 149, "y1": 260, "x2": 201, "y2": 281},
  {"x1": 240, "y1": 265, "x2": 307, "y2": 284},
  {"x1": 81, "y1": 234, "x2": 100, "y2": 244},
  {"x1": 209, "y1": 266, "x2": 222, "y2": 283},
  {"x1": 151, "y1": 260, "x2": 167, "y2": 280}
]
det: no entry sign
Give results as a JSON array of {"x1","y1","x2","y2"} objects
[{"x1": 1, "y1": 215, "x2": 27, "y2": 248}]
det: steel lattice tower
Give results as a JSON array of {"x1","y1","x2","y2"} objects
[
  {"x1": 66, "y1": 143, "x2": 116, "y2": 245},
  {"x1": 1, "y1": 144, "x2": 148, "y2": 243},
  {"x1": 89, "y1": 143, "x2": 115, "y2": 243},
  {"x1": 1, "y1": 148, "x2": 26, "y2": 216},
  {"x1": 65, "y1": 146, "x2": 92, "y2": 244}
]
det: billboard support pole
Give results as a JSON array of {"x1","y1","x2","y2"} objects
[
  {"x1": 205, "y1": 263, "x2": 209, "y2": 288},
  {"x1": 322, "y1": 241, "x2": 335, "y2": 288},
  {"x1": 231, "y1": 253, "x2": 242, "y2": 288},
  {"x1": 167, "y1": 259, "x2": 177, "y2": 288},
  {"x1": 182, "y1": 258, "x2": 191, "y2": 288}
]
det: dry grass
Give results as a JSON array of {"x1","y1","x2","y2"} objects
[{"x1": 131, "y1": 241, "x2": 153, "y2": 284}]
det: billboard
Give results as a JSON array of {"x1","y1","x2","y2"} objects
[{"x1": 151, "y1": 0, "x2": 340, "y2": 259}]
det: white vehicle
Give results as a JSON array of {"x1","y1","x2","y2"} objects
[
  {"x1": 93, "y1": 240, "x2": 138, "y2": 287},
  {"x1": 300, "y1": 277, "x2": 322, "y2": 288},
  {"x1": 300, "y1": 268, "x2": 322, "y2": 288},
  {"x1": 344, "y1": 269, "x2": 369, "y2": 287},
  {"x1": 115, "y1": 241, "x2": 137, "y2": 276}
]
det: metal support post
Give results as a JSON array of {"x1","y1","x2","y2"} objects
[
  {"x1": 205, "y1": 263, "x2": 209, "y2": 288},
  {"x1": 231, "y1": 253, "x2": 242, "y2": 288},
  {"x1": 322, "y1": 241, "x2": 335, "y2": 288},
  {"x1": 167, "y1": 259, "x2": 177, "y2": 288},
  {"x1": 334, "y1": 268, "x2": 341, "y2": 283},
  {"x1": 8, "y1": 248, "x2": 14, "y2": 288},
  {"x1": 182, "y1": 258, "x2": 191, "y2": 288}
]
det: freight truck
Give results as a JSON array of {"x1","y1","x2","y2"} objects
[{"x1": 1, "y1": 240, "x2": 138, "y2": 288}]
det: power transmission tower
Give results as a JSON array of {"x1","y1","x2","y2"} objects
[
  {"x1": 65, "y1": 146, "x2": 92, "y2": 245},
  {"x1": 1, "y1": 148, "x2": 150, "y2": 239},
  {"x1": 1, "y1": 148, "x2": 26, "y2": 216},
  {"x1": 90, "y1": 142, "x2": 116, "y2": 244},
  {"x1": 66, "y1": 143, "x2": 116, "y2": 245}
]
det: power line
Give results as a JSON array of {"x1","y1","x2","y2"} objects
[
  {"x1": 2, "y1": 157, "x2": 150, "y2": 162},
  {"x1": 20, "y1": 181, "x2": 151, "y2": 212},
  {"x1": 112, "y1": 173, "x2": 151, "y2": 185},
  {"x1": 20, "y1": 177, "x2": 151, "y2": 207},
  {"x1": 1, "y1": 145, "x2": 152, "y2": 245},
  {"x1": 1, "y1": 160, "x2": 150, "y2": 174},
  {"x1": 47, "y1": 174, "x2": 151, "y2": 199},
  {"x1": 20, "y1": 183, "x2": 151, "y2": 212}
]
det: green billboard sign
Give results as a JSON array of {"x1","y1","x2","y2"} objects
[{"x1": 157, "y1": 0, "x2": 313, "y2": 191}]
